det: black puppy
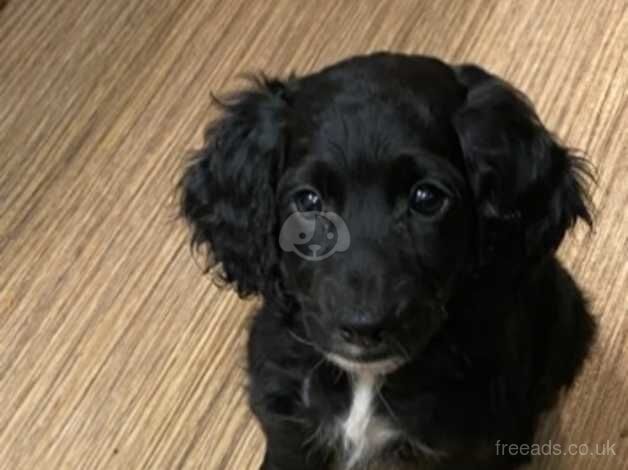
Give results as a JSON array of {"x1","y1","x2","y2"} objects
[{"x1": 180, "y1": 53, "x2": 595, "y2": 469}]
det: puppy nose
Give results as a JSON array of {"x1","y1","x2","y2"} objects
[{"x1": 338, "y1": 315, "x2": 386, "y2": 349}]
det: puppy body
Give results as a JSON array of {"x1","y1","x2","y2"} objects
[
  {"x1": 181, "y1": 53, "x2": 595, "y2": 469},
  {"x1": 246, "y1": 260, "x2": 594, "y2": 470}
]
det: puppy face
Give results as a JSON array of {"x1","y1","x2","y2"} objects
[
  {"x1": 181, "y1": 53, "x2": 591, "y2": 372},
  {"x1": 275, "y1": 69, "x2": 474, "y2": 367}
]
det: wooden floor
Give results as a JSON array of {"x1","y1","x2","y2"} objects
[{"x1": 1, "y1": 1, "x2": 627, "y2": 469}]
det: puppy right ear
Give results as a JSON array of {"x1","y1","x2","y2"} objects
[
  {"x1": 180, "y1": 78, "x2": 291, "y2": 297},
  {"x1": 452, "y1": 65, "x2": 592, "y2": 272}
]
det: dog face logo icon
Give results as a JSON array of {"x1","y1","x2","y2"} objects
[{"x1": 279, "y1": 211, "x2": 351, "y2": 261}]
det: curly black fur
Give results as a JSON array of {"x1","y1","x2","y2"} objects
[{"x1": 180, "y1": 53, "x2": 595, "y2": 470}]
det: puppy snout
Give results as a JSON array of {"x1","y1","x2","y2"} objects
[{"x1": 338, "y1": 312, "x2": 386, "y2": 349}]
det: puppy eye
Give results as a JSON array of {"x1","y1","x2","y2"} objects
[
  {"x1": 409, "y1": 183, "x2": 449, "y2": 216},
  {"x1": 293, "y1": 189, "x2": 323, "y2": 213}
]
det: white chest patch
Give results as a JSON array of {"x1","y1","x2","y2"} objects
[{"x1": 339, "y1": 372, "x2": 400, "y2": 468}]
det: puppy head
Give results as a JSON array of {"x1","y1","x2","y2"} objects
[{"x1": 180, "y1": 54, "x2": 591, "y2": 372}]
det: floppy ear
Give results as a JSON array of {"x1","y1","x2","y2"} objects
[
  {"x1": 180, "y1": 78, "x2": 290, "y2": 297},
  {"x1": 453, "y1": 65, "x2": 592, "y2": 271}
]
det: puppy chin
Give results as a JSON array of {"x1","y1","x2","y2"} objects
[{"x1": 326, "y1": 353, "x2": 406, "y2": 376}]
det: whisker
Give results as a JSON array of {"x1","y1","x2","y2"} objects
[
  {"x1": 307, "y1": 356, "x2": 327, "y2": 377},
  {"x1": 288, "y1": 330, "x2": 316, "y2": 348},
  {"x1": 392, "y1": 338, "x2": 411, "y2": 362},
  {"x1": 377, "y1": 388, "x2": 400, "y2": 426}
]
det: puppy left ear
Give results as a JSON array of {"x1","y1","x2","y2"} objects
[{"x1": 453, "y1": 65, "x2": 592, "y2": 269}]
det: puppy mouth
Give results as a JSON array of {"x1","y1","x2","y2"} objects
[{"x1": 325, "y1": 352, "x2": 406, "y2": 375}]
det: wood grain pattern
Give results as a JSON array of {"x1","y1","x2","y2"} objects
[{"x1": 1, "y1": 1, "x2": 627, "y2": 468}]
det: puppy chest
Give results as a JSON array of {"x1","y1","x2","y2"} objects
[
  {"x1": 303, "y1": 371, "x2": 442, "y2": 469},
  {"x1": 334, "y1": 374, "x2": 401, "y2": 467}
]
